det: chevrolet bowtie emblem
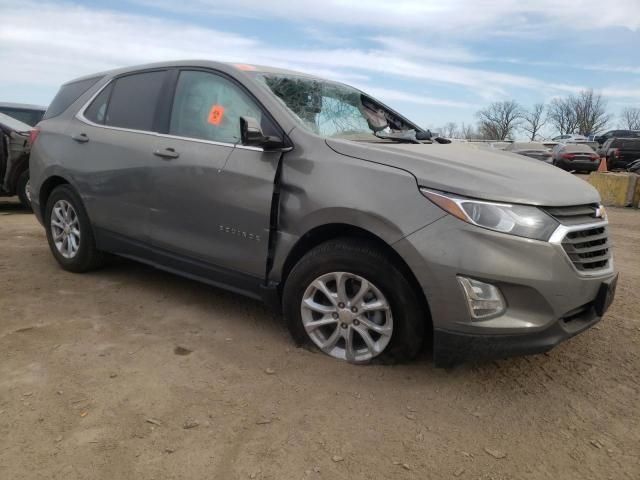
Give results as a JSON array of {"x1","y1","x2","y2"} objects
[{"x1": 594, "y1": 205, "x2": 606, "y2": 219}]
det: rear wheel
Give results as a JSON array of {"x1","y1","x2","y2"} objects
[
  {"x1": 45, "y1": 184, "x2": 106, "y2": 272},
  {"x1": 283, "y1": 239, "x2": 425, "y2": 364},
  {"x1": 16, "y1": 170, "x2": 32, "y2": 210}
]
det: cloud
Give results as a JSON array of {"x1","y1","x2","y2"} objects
[
  {"x1": 1, "y1": 0, "x2": 639, "y2": 117},
  {"x1": 137, "y1": 0, "x2": 640, "y2": 34},
  {"x1": 0, "y1": 0, "x2": 580, "y2": 102}
]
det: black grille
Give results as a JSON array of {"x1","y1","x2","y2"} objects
[
  {"x1": 562, "y1": 226, "x2": 610, "y2": 271},
  {"x1": 544, "y1": 204, "x2": 600, "y2": 226}
]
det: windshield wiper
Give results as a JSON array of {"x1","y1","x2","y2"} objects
[{"x1": 373, "y1": 131, "x2": 421, "y2": 144}]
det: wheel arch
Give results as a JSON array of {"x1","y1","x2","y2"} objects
[
  {"x1": 280, "y1": 223, "x2": 432, "y2": 330},
  {"x1": 38, "y1": 175, "x2": 72, "y2": 220}
]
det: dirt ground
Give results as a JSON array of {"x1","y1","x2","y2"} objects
[{"x1": 0, "y1": 197, "x2": 639, "y2": 480}]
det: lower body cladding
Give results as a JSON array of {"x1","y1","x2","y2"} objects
[{"x1": 394, "y1": 215, "x2": 617, "y2": 367}]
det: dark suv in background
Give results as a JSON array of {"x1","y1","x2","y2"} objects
[
  {"x1": 595, "y1": 129, "x2": 640, "y2": 145},
  {"x1": 598, "y1": 137, "x2": 640, "y2": 170},
  {"x1": 29, "y1": 61, "x2": 617, "y2": 367}
]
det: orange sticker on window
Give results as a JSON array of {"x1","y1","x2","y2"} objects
[{"x1": 207, "y1": 105, "x2": 225, "y2": 126}]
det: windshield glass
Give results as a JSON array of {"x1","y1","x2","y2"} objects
[{"x1": 253, "y1": 73, "x2": 418, "y2": 140}]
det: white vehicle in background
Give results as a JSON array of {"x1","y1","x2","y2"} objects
[{"x1": 551, "y1": 134, "x2": 588, "y2": 142}]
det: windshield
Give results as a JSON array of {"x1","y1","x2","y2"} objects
[{"x1": 253, "y1": 73, "x2": 419, "y2": 140}]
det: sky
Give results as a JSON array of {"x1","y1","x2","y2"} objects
[{"x1": 1, "y1": 0, "x2": 639, "y2": 136}]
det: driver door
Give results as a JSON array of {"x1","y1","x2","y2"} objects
[{"x1": 149, "y1": 69, "x2": 281, "y2": 286}]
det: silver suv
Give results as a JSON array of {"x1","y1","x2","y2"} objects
[{"x1": 29, "y1": 61, "x2": 617, "y2": 366}]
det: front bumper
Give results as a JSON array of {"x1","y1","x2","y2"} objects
[{"x1": 393, "y1": 215, "x2": 617, "y2": 366}]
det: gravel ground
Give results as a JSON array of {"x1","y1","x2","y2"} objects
[{"x1": 0, "y1": 197, "x2": 639, "y2": 480}]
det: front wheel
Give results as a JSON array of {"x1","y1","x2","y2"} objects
[{"x1": 283, "y1": 239, "x2": 426, "y2": 364}]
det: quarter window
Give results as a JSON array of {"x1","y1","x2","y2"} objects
[
  {"x1": 105, "y1": 71, "x2": 166, "y2": 131},
  {"x1": 84, "y1": 83, "x2": 113, "y2": 125},
  {"x1": 42, "y1": 76, "x2": 102, "y2": 120},
  {"x1": 169, "y1": 71, "x2": 264, "y2": 144}
]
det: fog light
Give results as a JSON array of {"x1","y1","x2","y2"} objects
[{"x1": 457, "y1": 276, "x2": 506, "y2": 320}]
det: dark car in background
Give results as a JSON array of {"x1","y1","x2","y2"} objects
[
  {"x1": 503, "y1": 142, "x2": 552, "y2": 163},
  {"x1": 0, "y1": 102, "x2": 46, "y2": 127},
  {"x1": 598, "y1": 138, "x2": 640, "y2": 170},
  {"x1": 0, "y1": 113, "x2": 34, "y2": 208},
  {"x1": 552, "y1": 143, "x2": 600, "y2": 172},
  {"x1": 595, "y1": 129, "x2": 640, "y2": 145}
]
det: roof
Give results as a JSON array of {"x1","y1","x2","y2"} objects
[
  {"x1": 60, "y1": 60, "x2": 325, "y2": 86},
  {"x1": 0, "y1": 102, "x2": 47, "y2": 111}
]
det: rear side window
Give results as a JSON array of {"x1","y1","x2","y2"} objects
[
  {"x1": 43, "y1": 76, "x2": 102, "y2": 120},
  {"x1": 84, "y1": 83, "x2": 113, "y2": 125},
  {"x1": 105, "y1": 71, "x2": 166, "y2": 131},
  {"x1": 621, "y1": 139, "x2": 640, "y2": 148}
]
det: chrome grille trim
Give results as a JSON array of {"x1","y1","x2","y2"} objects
[{"x1": 549, "y1": 221, "x2": 613, "y2": 277}]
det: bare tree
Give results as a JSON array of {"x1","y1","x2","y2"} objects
[
  {"x1": 547, "y1": 97, "x2": 578, "y2": 135},
  {"x1": 475, "y1": 100, "x2": 523, "y2": 140},
  {"x1": 573, "y1": 89, "x2": 610, "y2": 136},
  {"x1": 459, "y1": 122, "x2": 477, "y2": 140},
  {"x1": 620, "y1": 107, "x2": 640, "y2": 130},
  {"x1": 548, "y1": 90, "x2": 610, "y2": 136},
  {"x1": 441, "y1": 121, "x2": 458, "y2": 138},
  {"x1": 522, "y1": 103, "x2": 547, "y2": 141}
]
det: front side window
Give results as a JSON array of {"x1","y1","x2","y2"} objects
[
  {"x1": 169, "y1": 70, "x2": 264, "y2": 144},
  {"x1": 105, "y1": 71, "x2": 166, "y2": 131},
  {"x1": 253, "y1": 73, "x2": 417, "y2": 141}
]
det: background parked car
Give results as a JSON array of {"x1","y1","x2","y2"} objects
[
  {"x1": 551, "y1": 134, "x2": 588, "y2": 142},
  {"x1": 597, "y1": 137, "x2": 640, "y2": 170},
  {"x1": 503, "y1": 142, "x2": 552, "y2": 163},
  {"x1": 0, "y1": 113, "x2": 33, "y2": 208},
  {"x1": 551, "y1": 143, "x2": 600, "y2": 172},
  {"x1": 594, "y1": 129, "x2": 640, "y2": 145},
  {"x1": 0, "y1": 102, "x2": 46, "y2": 127}
]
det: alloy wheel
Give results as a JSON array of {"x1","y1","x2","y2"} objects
[
  {"x1": 50, "y1": 199, "x2": 81, "y2": 259},
  {"x1": 300, "y1": 271, "x2": 393, "y2": 362}
]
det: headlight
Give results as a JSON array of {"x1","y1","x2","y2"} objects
[{"x1": 420, "y1": 188, "x2": 559, "y2": 241}]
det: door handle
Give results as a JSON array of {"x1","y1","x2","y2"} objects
[
  {"x1": 72, "y1": 133, "x2": 89, "y2": 143},
  {"x1": 153, "y1": 148, "x2": 180, "y2": 159}
]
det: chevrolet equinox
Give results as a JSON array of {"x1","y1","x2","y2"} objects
[{"x1": 29, "y1": 61, "x2": 617, "y2": 366}]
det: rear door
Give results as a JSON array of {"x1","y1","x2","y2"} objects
[
  {"x1": 149, "y1": 69, "x2": 282, "y2": 285},
  {"x1": 73, "y1": 70, "x2": 168, "y2": 245}
]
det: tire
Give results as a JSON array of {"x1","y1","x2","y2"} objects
[
  {"x1": 282, "y1": 238, "x2": 426, "y2": 364},
  {"x1": 44, "y1": 184, "x2": 106, "y2": 273},
  {"x1": 16, "y1": 170, "x2": 32, "y2": 210}
]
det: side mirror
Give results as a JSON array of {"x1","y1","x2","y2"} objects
[{"x1": 240, "y1": 116, "x2": 286, "y2": 150}]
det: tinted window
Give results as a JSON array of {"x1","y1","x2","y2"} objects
[
  {"x1": 106, "y1": 71, "x2": 166, "y2": 131},
  {"x1": 565, "y1": 144, "x2": 595, "y2": 153},
  {"x1": 42, "y1": 76, "x2": 102, "y2": 120},
  {"x1": 169, "y1": 70, "x2": 264, "y2": 143},
  {"x1": 620, "y1": 139, "x2": 640, "y2": 148},
  {"x1": 84, "y1": 83, "x2": 113, "y2": 125},
  {"x1": 0, "y1": 108, "x2": 44, "y2": 127}
]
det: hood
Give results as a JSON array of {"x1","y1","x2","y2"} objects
[{"x1": 326, "y1": 139, "x2": 600, "y2": 206}]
